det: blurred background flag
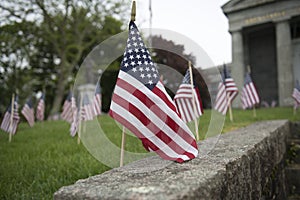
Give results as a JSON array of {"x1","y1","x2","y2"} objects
[
  {"x1": 22, "y1": 97, "x2": 35, "y2": 127},
  {"x1": 109, "y1": 21, "x2": 198, "y2": 163},
  {"x1": 241, "y1": 72, "x2": 260, "y2": 109},
  {"x1": 174, "y1": 69, "x2": 203, "y2": 123},
  {"x1": 214, "y1": 64, "x2": 238, "y2": 115},
  {"x1": 36, "y1": 93, "x2": 45, "y2": 121},
  {"x1": 69, "y1": 94, "x2": 78, "y2": 137},
  {"x1": 61, "y1": 91, "x2": 73, "y2": 123},
  {"x1": 1, "y1": 95, "x2": 20, "y2": 134},
  {"x1": 223, "y1": 64, "x2": 238, "y2": 103},
  {"x1": 93, "y1": 82, "x2": 102, "y2": 117},
  {"x1": 292, "y1": 80, "x2": 300, "y2": 110},
  {"x1": 80, "y1": 94, "x2": 93, "y2": 121}
]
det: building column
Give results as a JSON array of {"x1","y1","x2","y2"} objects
[
  {"x1": 276, "y1": 20, "x2": 293, "y2": 106},
  {"x1": 231, "y1": 30, "x2": 245, "y2": 108}
]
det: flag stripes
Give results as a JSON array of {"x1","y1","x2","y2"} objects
[
  {"x1": 61, "y1": 92, "x2": 73, "y2": 123},
  {"x1": 241, "y1": 73, "x2": 259, "y2": 109},
  {"x1": 22, "y1": 98, "x2": 35, "y2": 127},
  {"x1": 174, "y1": 84, "x2": 203, "y2": 123},
  {"x1": 1, "y1": 97, "x2": 20, "y2": 134},
  {"x1": 36, "y1": 94, "x2": 45, "y2": 121},
  {"x1": 109, "y1": 70, "x2": 198, "y2": 162},
  {"x1": 214, "y1": 82, "x2": 228, "y2": 115}
]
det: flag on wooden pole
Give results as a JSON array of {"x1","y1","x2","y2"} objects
[
  {"x1": 22, "y1": 97, "x2": 35, "y2": 127},
  {"x1": 70, "y1": 95, "x2": 78, "y2": 137},
  {"x1": 109, "y1": 21, "x2": 198, "y2": 163},
  {"x1": 92, "y1": 82, "x2": 102, "y2": 117},
  {"x1": 1, "y1": 95, "x2": 20, "y2": 135},
  {"x1": 36, "y1": 93, "x2": 45, "y2": 121},
  {"x1": 241, "y1": 72, "x2": 260, "y2": 109},
  {"x1": 80, "y1": 94, "x2": 93, "y2": 121},
  {"x1": 174, "y1": 69, "x2": 203, "y2": 123},
  {"x1": 292, "y1": 80, "x2": 300, "y2": 112},
  {"x1": 214, "y1": 64, "x2": 238, "y2": 115},
  {"x1": 61, "y1": 91, "x2": 73, "y2": 123}
]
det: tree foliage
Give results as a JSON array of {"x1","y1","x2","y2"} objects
[{"x1": 0, "y1": 0, "x2": 127, "y2": 116}]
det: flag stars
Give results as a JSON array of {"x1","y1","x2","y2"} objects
[
  {"x1": 124, "y1": 63, "x2": 129, "y2": 68},
  {"x1": 147, "y1": 74, "x2": 152, "y2": 78},
  {"x1": 140, "y1": 74, "x2": 145, "y2": 78},
  {"x1": 145, "y1": 67, "x2": 150, "y2": 71},
  {"x1": 129, "y1": 55, "x2": 134, "y2": 60},
  {"x1": 139, "y1": 67, "x2": 144, "y2": 72},
  {"x1": 137, "y1": 61, "x2": 142, "y2": 65},
  {"x1": 136, "y1": 54, "x2": 141, "y2": 59},
  {"x1": 132, "y1": 67, "x2": 137, "y2": 73},
  {"x1": 130, "y1": 61, "x2": 135, "y2": 66},
  {"x1": 134, "y1": 48, "x2": 139, "y2": 53}
]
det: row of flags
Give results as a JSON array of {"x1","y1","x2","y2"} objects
[
  {"x1": 61, "y1": 83, "x2": 102, "y2": 137},
  {"x1": 1, "y1": 19, "x2": 299, "y2": 164},
  {"x1": 0, "y1": 94, "x2": 45, "y2": 135},
  {"x1": 214, "y1": 65, "x2": 260, "y2": 115}
]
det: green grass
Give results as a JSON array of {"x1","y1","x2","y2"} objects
[{"x1": 0, "y1": 107, "x2": 300, "y2": 199}]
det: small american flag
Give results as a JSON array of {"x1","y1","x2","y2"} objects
[
  {"x1": 93, "y1": 82, "x2": 102, "y2": 117},
  {"x1": 292, "y1": 80, "x2": 300, "y2": 108},
  {"x1": 174, "y1": 69, "x2": 203, "y2": 123},
  {"x1": 21, "y1": 97, "x2": 35, "y2": 127},
  {"x1": 1, "y1": 95, "x2": 20, "y2": 134},
  {"x1": 214, "y1": 64, "x2": 238, "y2": 115},
  {"x1": 241, "y1": 73, "x2": 260, "y2": 109},
  {"x1": 36, "y1": 93, "x2": 45, "y2": 121},
  {"x1": 80, "y1": 94, "x2": 93, "y2": 121},
  {"x1": 61, "y1": 92, "x2": 73, "y2": 123},
  {"x1": 70, "y1": 95, "x2": 78, "y2": 137},
  {"x1": 109, "y1": 21, "x2": 198, "y2": 163}
]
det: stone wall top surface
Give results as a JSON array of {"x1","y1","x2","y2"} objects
[{"x1": 54, "y1": 120, "x2": 289, "y2": 200}]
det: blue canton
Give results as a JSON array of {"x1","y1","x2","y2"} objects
[{"x1": 121, "y1": 21, "x2": 159, "y2": 90}]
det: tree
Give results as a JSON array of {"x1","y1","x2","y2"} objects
[{"x1": 0, "y1": 0, "x2": 127, "y2": 116}]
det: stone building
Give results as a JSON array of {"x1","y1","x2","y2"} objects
[{"x1": 222, "y1": 0, "x2": 300, "y2": 107}]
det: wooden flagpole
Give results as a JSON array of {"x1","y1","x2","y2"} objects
[
  {"x1": 188, "y1": 61, "x2": 200, "y2": 141},
  {"x1": 227, "y1": 94, "x2": 233, "y2": 122},
  {"x1": 77, "y1": 93, "x2": 83, "y2": 145},
  {"x1": 9, "y1": 93, "x2": 15, "y2": 143},
  {"x1": 120, "y1": 126, "x2": 126, "y2": 167},
  {"x1": 119, "y1": 0, "x2": 136, "y2": 167}
]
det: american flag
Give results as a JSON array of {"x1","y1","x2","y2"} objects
[
  {"x1": 214, "y1": 64, "x2": 238, "y2": 115},
  {"x1": 292, "y1": 80, "x2": 300, "y2": 108},
  {"x1": 241, "y1": 73, "x2": 260, "y2": 109},
  {"x1": 61, "y1": 92, "x2": 73, "y2": 123},
  {"x1": 80, "y1": 94, "x2": 93, "y2": 121},
  {"x1": 174, "y1": 69, "x2": 203, "y2": 123},
  {"x1": 22, "y1": 97, "x2": 35, "y2": 127},
  {"x1": 70, "y1": 95, "x2": 78, "y2": 137},
  {"x1": 1, "y1": 95, "x2": 20, "y2": 134},
  {"x1": 36, "y1": 93, "x2": 45, "y2": 121},
  {"x1": 109, "y1": 21, "x2": 198, "y2": 163},
  {"x1": 93, "y1": 82, "x2": 102, "y2": 117}
]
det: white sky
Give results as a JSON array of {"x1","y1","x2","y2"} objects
[{"x1": 135, "y1": 0, "x2": 231, "y2": 68}]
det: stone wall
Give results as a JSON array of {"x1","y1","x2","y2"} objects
[{"x1": 54, "y1": 120, "x2": 289, "y2": 200}]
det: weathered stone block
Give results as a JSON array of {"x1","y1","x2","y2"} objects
[{"x1": 54, "y1": 120, "x2": 290, "y2": 200}]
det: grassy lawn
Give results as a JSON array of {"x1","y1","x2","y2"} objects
[{"x1": 0, "y1": 107, "x2": 299, "y2": 199}]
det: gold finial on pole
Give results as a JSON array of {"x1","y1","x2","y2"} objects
[{"x1": 131, "y1": 1, "x2": 136, "y2": 21}]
